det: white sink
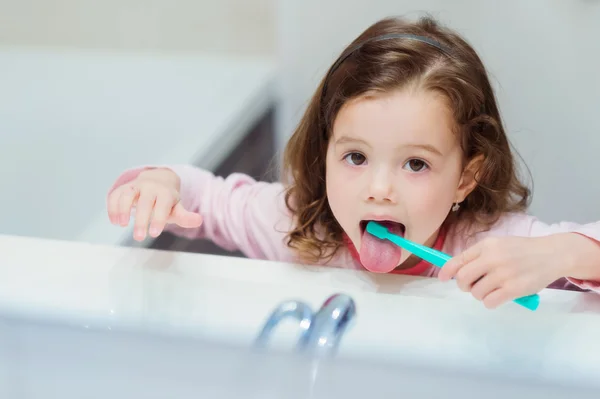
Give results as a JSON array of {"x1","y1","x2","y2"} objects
[
  {"x1": 1, "y1": 234, "x2": 600, "y2": 396},
  {"x1": 1, "y1": 309, "x2": 597, "y2": 399}
]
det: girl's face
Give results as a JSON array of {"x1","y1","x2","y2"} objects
[{"x1": 325, "y1": 88, "x2": 478, "y2": 273}]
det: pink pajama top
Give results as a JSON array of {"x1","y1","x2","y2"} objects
[{"x1": 111, "y1": 165, "x2": 600, "y2": 293}]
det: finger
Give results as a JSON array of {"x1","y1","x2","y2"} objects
[
  {"x1": 454, "y1": 258, "x2": 492, "y2": 292},
  {"x1": 470, "y1": 273, "x2": 502, "y2": 301},
  {"x1": 481, "y1": 288, "x2": 511, "y2": 309},
  {"x1": 133, "y1": 192, "x2": 156, "y2": 241},
  {"x1": 117, "y1": 185, "x2": 139, "y2": 226},
  {"x1": 107, "y1": 188, "x2": 124, "y2": 225},
  {"x1": 148, "y1": 194, "x2": 173, "y2": 238},
  {"x1": 438, "y1": 244, "x2": 482, "y2": 281},
  {"x1": 171, "y1": 202, "x2": 203, "y2": 228}
]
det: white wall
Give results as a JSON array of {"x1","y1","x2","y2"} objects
[
  {"x1": 0, "y1": 48, "x2": 274, "y2": 243},
  {"x1": 0, "y1": 1, "x2": 276, "y2": 242},
  {"x1": 0, "y1": 0, "x2": 275, "y2": 55},
  {"x1": 275, "y1": 0, "x2": 600, "y2": 224}
]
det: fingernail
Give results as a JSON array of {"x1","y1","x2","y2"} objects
[
  {"x1": 149, "y1": 227, "x2": 161, "y2": 237},
  {"x1": 135, "y1": 228, "x2": 146, "y2": 240}
]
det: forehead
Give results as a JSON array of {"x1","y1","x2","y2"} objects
[{"x1": 332, "y1": 89, "x2": 458, "y2": 149}]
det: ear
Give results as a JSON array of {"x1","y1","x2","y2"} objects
[{"x1": 455, "y1": 154, "x2": 484, "y2": 203}]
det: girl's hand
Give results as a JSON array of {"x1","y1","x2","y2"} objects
[
  {"x1": 438, "y1": 235, "x2": 570, "y2": 309},
  {"x1": 107, "y1": 168, "x2": 203, "y2": 241}
]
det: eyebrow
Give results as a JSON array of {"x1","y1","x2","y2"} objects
[
  {"x1": 334, "y1": 136, "x2": 371, "y2": 147},
  {"x1": 334, "y1": 136, "x2": 444, "y2": 157},
  {"x1": 403, "y1": 143, "x2": 444, "y2": 157}
]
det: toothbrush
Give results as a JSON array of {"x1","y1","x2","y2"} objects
[{"x1": 366, "y1": 221, "x2": 540, "y2": 311}]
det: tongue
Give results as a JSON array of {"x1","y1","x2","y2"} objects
[{"x1": 359, "y1": 223, "x2": 403, "y2": 273}]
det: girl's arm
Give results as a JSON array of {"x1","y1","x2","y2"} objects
[
  {"x1": 108, "y1": 165, "x2": 295, "y2": 262},
  {"x1": 528, "y1": 219, "x2": 600, "y2": 291},
  {"x1": 445, "y1": 213, "x2": 600, "y2": 293}
]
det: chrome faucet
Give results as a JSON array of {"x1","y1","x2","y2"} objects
[
  {"x1": 303, "y1": 293, "x2": 356, "y2": 355},
  {"x1": 254, "y1": 293, "x2": 357, "y2": 356},
  {"x1": 254, "y1": 299, "x2": 314, "y2": 350}
]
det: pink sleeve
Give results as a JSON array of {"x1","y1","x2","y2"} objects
[
  {"x1": 109, "y1": 165, "x2": 296, "y2": 262},
  {"x1": 467, "y1": 214, "x2": 600, "y2": 293}
]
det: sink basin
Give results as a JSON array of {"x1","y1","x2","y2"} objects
[
  {"x1": 0, "y1": 308, "x2": 598, "y2": 399},
  {"x1": 1, "y1": 234, "x2": 600, "y2": 396}
]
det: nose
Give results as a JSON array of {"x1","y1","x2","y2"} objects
[{"x1": 367, "y1": 168, "x2": 396, "y2": 203}]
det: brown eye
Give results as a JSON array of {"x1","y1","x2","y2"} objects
[
  {"x1": 345, "y1": 152, "x2": 366, "y2": 166},
  {"x1": 404, "y1": 159, "x2": 428, "y2": 172}
]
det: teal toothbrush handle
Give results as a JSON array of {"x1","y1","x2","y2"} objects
[
  {"x1": 424, "y1": 248, "x2": 540, "y2": 311},
  {"x1": 420, "y1": 246, "x2": 540, "y2": 311},
  {"x1": 512, "y1": 294, "x2": 540, "y2": 311},
  {"x1": 374, "y1": 225, "x2": 540, "y2": 311}
]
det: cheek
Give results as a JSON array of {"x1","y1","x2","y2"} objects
[
  {"x1": 411, "y1": 187, "x2": 453, "y2": 215},
  {"x1": 406, "y1": 169, "x2": 462, "y2": 220}
]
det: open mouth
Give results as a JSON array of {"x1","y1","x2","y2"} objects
[
  {"x1": 358, "y1": 219, "x2": 406, "y2": 273},
  {"x1": 359, "y1": 220, "x2": 406, "y2": 236}
]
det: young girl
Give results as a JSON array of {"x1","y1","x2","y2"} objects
[{"x1": 107, "y1": 16, "x2": 600, "y2": 309}]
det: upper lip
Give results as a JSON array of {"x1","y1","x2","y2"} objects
[{"x1": 361, "y1": 214, "x2": 403, "y2": 223}]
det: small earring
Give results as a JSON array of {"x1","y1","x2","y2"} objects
[{"x1": 452, "y1": 202, "x2": 460, "y2": 212}]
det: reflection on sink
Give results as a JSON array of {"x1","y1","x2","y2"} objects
[{"x1": 254, "y1": 293, "x2": 357, "y2": 356}]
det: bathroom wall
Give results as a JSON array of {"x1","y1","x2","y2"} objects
[
  {"x1": 0, "y1": 0, "x2": 275, "y2": 55},
  {"x1": 0, "y1": 1, "x2": 276, "y2": 242},
  {"x1": 275, "y1": 0, "x2": 600, "y2": 224}
]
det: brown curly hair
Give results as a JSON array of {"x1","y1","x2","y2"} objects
[{"x1": 282, "y1": 15, "x2": 531, "y2": 263}]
